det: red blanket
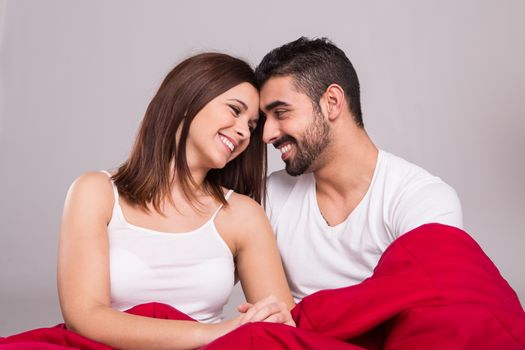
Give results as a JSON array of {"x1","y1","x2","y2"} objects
[
  {"x1": 2, "y1": 224, "x2": 525, "y2": 349},
  {"x1": 290, "y1": 223, "x2": 525, "y2": 349}
]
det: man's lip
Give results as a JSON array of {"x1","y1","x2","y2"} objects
[
  {"x1": 274, "y1": 141, "x2": 292, "y2": 150},
  {"x1": 281, "y1": 148, "x2": 293, "y2": 161},
  {"x1": 281, "y1": 144, "x2": 293, "y2": 161}
]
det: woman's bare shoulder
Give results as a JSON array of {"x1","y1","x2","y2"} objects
[
  {"x1": 64, "y1": 171, "x2": 115, "y2": 217},
  {"x1": 69, "y1": 171, "x2": 113, "y2": 195},
  {"x1": 220, "y1": 191, "x2": 269, "y2": 229},
  {"x1": 226, "y1": 191, "x2": 264, "y2": 212}
]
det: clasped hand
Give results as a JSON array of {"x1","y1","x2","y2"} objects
[{"x1": 235, "y1": 295, "x2": 296, "y2": 327}]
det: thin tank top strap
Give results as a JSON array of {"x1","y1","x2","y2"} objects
[
  {"x1": 224, "y1": 189, "x2": 234, "y2": 200},
  {"x1": 100, "y1": 170, "x2": 119, "y2": 204},
  {"x1": 211, "y1": 189, "x2": 234, "y2": 220}
]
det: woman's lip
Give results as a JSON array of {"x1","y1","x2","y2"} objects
[
  {"x1": 218, "y1": 133, "x2": 235, "y2": 153},
  {"x1": 218, "y1": 133, "x2": 238, "y2": 147}
]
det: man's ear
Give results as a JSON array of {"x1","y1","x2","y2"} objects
[{"x1": 321, "y1": 84, "x2": 345, "y2": 122}]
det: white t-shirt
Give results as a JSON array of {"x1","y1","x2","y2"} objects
[{"x1": 266, "y1": 150, "x2": 463, "y2": 302}]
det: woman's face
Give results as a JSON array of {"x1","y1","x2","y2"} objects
[{"x1": 185, "y1": 82, "x2": 260, "y2": 171}]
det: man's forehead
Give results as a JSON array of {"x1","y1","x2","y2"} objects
[{"x1": 260, "y1": 76, "x2": 300, "y2": 110}]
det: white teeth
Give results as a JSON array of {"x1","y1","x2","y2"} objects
[
  {"x1": 280, "y1": 144, "x2": 292, "y2": 154},
  {"x1": 219, "y1": 135, "x2": 234, "y2": 152}
]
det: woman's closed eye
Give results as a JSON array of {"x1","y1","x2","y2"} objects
[{"x1": 228, "y1": 104, "x2": 241, "y2": 117}]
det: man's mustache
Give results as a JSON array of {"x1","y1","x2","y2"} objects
[{"x1": 273, "y1": 135, "x2": 297, "y2": 149}]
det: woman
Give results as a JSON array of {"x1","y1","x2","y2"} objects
[{"x1": 56, "y1": 52, "x2": 294, "y2": 349}]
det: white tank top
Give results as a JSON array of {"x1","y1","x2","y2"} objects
[{"x1": 102, "y1": 171, "x2": 235, "y2": 323}]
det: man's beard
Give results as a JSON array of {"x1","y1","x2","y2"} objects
[{"x1": 280, "y1": 111, "x2": 330, "y2": 176}]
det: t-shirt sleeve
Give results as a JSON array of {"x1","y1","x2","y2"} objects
[{"x1": 392, "y1": 180, "x2": 464, "y2": 237}]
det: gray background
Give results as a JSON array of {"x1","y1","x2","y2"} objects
[{"x1": 1, "y1": 0, "x2": 524, "y2": 335}]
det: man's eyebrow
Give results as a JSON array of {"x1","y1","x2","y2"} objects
[
  {"x1": 264, "y1": 100, "x2": 290, "y2": 111},
  {"x1": 227, "y1": 99, "x2": 248, "y2": 110}
]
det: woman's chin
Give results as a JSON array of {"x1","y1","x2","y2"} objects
[{"x1": 209, "y1": 157, "x2": 229, "y2": 170}]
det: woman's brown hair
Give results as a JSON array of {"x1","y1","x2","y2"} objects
[{"x1": 112, "y1": 53, "x2": 266, "y2": 213}]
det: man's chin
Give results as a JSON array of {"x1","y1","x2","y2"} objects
[{"x1": 284, "y1": 162, "x2": 311, "y2": 177}]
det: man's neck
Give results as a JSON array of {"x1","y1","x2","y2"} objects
[
  {"x1": 311, "y1": 129, "x2": 378, "y2": 226},
  {"x1": 313, "y1": 128, "x2": 378, "y2": 203}
]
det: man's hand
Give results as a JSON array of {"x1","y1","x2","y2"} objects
[{"x1": 236, "y1": 295, "x2": 296, "y2": 327}]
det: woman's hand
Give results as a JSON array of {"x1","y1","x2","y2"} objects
[
  {"x1": 236, "y1": 295, "x2": 296, "y2": 327},
  {"x1": 202, "y1": 295, "x2": 295, "y2": 345}
]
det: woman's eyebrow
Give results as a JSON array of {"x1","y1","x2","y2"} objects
[{"x1": 227, "y1": 98, "x2": 248, "y2": 110}]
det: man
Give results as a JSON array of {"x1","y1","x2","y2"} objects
[
  {"x1": 257, "y1": 37, "x2": 463, "y2": 302},
  {"x1": 205, "y1": 38, "x2": 525, "y2": 349}
]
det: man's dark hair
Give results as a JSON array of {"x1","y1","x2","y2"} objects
[{"x1": 255, "y1": 37, "x2": 363, "y2": 127}]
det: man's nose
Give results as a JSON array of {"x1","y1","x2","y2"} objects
[{"x1": 263, "y1": 117, "x2": 279, "y2": 145}]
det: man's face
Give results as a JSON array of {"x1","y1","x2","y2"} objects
[{"x1": 260, "y1": 76, "x2": 330, "y2": 176}]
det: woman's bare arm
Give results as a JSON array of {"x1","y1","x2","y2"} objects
[{"x1": 218, "y1": 194, "x2": 295, "y2": 324}]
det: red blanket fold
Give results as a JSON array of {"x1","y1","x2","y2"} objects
[
  {"x1": 291, "y1": 223, "x2": 525, "y2": 349},
  {"x1": 2, "y1": 224, "x2": 525, "y2": 349},
  {"x1": 0, "y1": 303, "x2": 193, "y2": 350}
]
